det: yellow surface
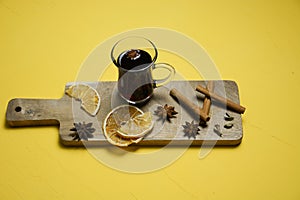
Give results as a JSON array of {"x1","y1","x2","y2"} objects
[{"x1": 1, "y1": 0, "x2": 300, "y2": 199}]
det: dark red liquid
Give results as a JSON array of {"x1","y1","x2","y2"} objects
[
  {"x1": 117, "y1": 49, "x2": 152, "y2": 70},
  {"x1": 116, "y1": 49, "x2": 154, "y2": 104}
]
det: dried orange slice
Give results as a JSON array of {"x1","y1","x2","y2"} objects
[
  {"x1": 117, "y1": 111, "x2": 153, "y2": 139},
  {"x1": 65, "y1": 83, "x2": 100, "y2": 116},
  {"x1": 103, "y1": 105, "x2": 153, "y2": 147}
]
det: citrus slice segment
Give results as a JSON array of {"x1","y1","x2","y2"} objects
[
  {"x1": 65, "y1": 83, "x2": 101, "y2": 116},
  {"x1": 103, "y1": 105, "x2": 150, "y2": 147},
  {"x1": 117, "y1": 111, "x2": 153, "y2": 139}
]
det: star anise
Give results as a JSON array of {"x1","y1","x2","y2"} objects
[
  {"x1": 154, "y1": 104, "x2": 178, "y2": 122},
  {"x1": 182, "y1": 121, "x2": 200, "y2": 139},
  {"x1": 127, "y1": 49, "x2": 140, "y2": 60},
  {"x1": 69, "y1": 122, "x2": 95, "y2": 141}
]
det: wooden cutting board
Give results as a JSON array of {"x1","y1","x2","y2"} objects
[{"x1": 6, "y1": 80, "x2": 243, "y2": 146}]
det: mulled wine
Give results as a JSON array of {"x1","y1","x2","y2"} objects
[
  {"x1": 116, "y1": 49, "x2": 152, "y2": 70},
  {"x1": 111, "y1": 36, "x2": 175, "y2": 105},
  {"x1": 116, "y1": 49, "x2": 154, "y2": 104}
]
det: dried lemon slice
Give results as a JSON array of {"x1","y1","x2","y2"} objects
[
  {"x1": 103, "y1": 105, "x2": 152, "y2": 147},
  {"x1": 117, "y1": 111, "x2": 153, "y2": 139},
  {"x1": 65, "y1": 83, "x2": 100, "y2": 116}
]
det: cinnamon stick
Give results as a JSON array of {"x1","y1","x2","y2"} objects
[
  {"x1": 170, "y1": 88, "x2": 210, "y2": 122},
  {"x1": 202, "y1": 81, "x2": 215, "y2": 115},
  {"x1": 196, "y1": 84, "x2": 246, "y2": 114}
]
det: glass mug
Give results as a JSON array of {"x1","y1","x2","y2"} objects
[{"x1": 111, "y1": 36, "x2": 175, "y2": 105}]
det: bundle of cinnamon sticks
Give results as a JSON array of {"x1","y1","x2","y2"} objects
[{"x1": 169, "y1": 81, "x2": 246, "y2": 122}]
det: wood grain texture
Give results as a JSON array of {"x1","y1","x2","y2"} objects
[{"x1": 6, "y1": 80, "x2": 243, "y2": 146}]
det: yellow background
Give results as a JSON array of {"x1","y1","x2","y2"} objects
[{"x1": 1, "y1": 0, "x2": 300, "y2": 199}]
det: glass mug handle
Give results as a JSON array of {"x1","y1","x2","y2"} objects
[{"x1": 153, "y1": 63, "x2": 175, "y2": 88}]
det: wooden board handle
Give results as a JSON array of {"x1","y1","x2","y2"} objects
[{"x1": 6, "y1": 98, "x2": 62, "y2": 127}]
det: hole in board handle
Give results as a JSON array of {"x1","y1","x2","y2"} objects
[{"x1": 15, "y1": 106, "x2": 22, "y2": 112}]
